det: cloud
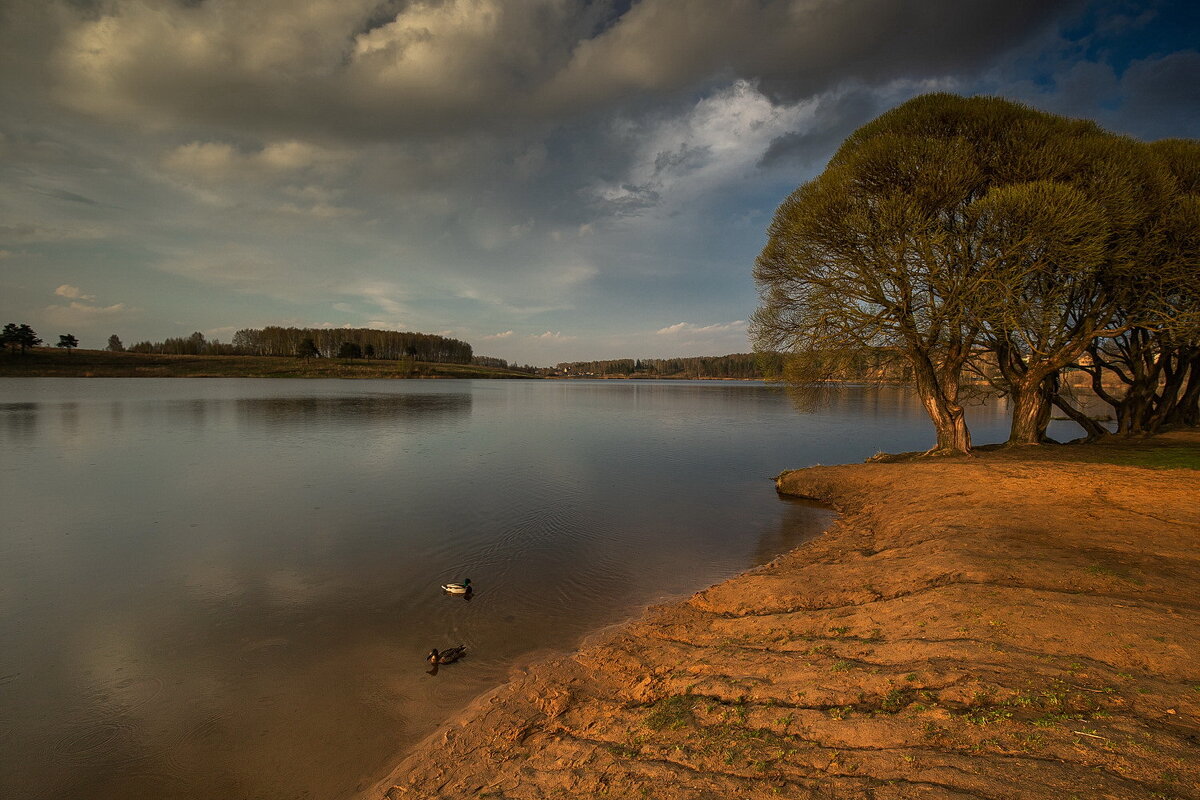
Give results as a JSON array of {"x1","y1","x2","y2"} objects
[
  {"x1": 1118, "y1": 51, "x2": 1200, "y2": 138},
  {"x1": 54, "y1": 284, "x2": 95, "y2": 301},
  {"x1": 45, "y1": 284, "x2": 130, "y2": 327},
  {"x1": 36, "y1": 186, "x2": 99, "y2": 205},
  {"x1": 153, "y1": 246, "x2": 322, "y2": 302},
  {"x1": 542, "y1": 0, "x2": 1074, "y2": 110},
  {"x1": 43, "y1": 301, "x2": 130, "y2": 325},
  {"x1": 656, "y1": 320, "x2": 747, "y2": 336},
  {"x1": 35, "y1": 0, "x2": 1074, "y2": 140},
  {"x1": 0, "y1": 223, "x2": 108, "y2": 242},
  {"x1": 1, "y1": 0, "x2": 1193, "y2": 369},
  {"x1": 759, "y1": 87, "x2": 888, "y2": 169},
  {"x1": 483, "y1": 329, "x2": 574, "y2": 342},
  {"x1": 344, "y1": 281, "x2": 408, "y2": 325},
  {"x1": 275, "y1": 202, "x2": 360, "y2": 219},
  {"x1": 591, "y1": 81, "x2": 817, "y2": 216},
  {"x1": 162, "y1": 140, "x2": 352, "y2": 181}
]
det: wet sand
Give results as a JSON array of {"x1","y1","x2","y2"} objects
[{"x1": 369, "y1": 431, "x2": 1200, "y2": 800}]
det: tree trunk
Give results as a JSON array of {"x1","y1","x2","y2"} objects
[
  {"x1": 1007, "y1": 373, "x2": 1055, "y2": 445},
  {"x1": 1165, "y1": 349, "x2": 1200, "y2": 428},
  {"x1": 1051, "y1": 393, "x2": 1109, "y2": 441},
  {"x1": 909, "y1": 352, "x2": 972, "y2": 455}
]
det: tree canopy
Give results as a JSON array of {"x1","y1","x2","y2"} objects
[
  {"x1": 2, "y1": 323, "x2": 42, "y2": 354},
  {"x1": 754, "y1": 93, "x2": 1199, "y2": 452}
]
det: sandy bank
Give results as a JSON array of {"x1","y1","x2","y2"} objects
[{"x1": 371, "y1": 432, "x2": 1200, "y2": 800}]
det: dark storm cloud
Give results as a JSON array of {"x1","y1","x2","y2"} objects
[
  {"x1": 1119, "y1": 51, "x2": 1200, "y2": 138},
  {"x1": 995, "y1": 47, "x2": 1200, "y2": 141},
  {"x1": 2, "y1": 0, "x2": 1082, "y2": 142},
  {"x1": 551, "y1": 0, "x2": 1085, "y2": 107}
]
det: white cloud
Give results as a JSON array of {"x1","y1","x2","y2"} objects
[
  {"x1": 346, "y1": 282, "x2": 408, "y2": 323},
  {"x1": 591, "y1": 81, "x2": 815, "y2": 216},
  {"x1": 43, "y1": 301, "x2": 130, "y2": 325},
  {"x1": 656, "y1": 320, "x2": 746, "y2": 336},
  {"x1": 482, "y1": 329, "x2": 574, "y2": 342},
  {"x1": 162, "y1": 140, "x2": 351, "y2": 181},
  {"x1": 54, "y1": 284, "x2": 95, "y2": 301},
  {"x1": 275, "y1": 202, "x2": 359, "y2": 219}
]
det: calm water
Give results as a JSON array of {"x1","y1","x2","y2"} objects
[{"x1": 0, "y1": 379, "x2": 1061, "y2": 799}]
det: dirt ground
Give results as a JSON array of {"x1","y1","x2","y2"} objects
[{"x1": 371, "y1": 432, "x2": 1200, "y2": 800}]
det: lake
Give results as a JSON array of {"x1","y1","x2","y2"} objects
[{"x1": 0, "y1": 378, "x2": 1069, "y2": 799}]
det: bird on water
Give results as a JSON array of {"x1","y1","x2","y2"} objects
[{"x1": 427, "y1": 646, "x2": 466, "y2": 664}]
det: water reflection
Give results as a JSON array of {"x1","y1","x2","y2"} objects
[
  {"x1": 0, "y1": 379, "x2": 1031, "y2": 800},
  {"x1": 1, "y1": 401, "x2": 38, "y2": 442},
  {"x1": 235, "y1": 392, "x2": 472, "y2": 428},
  {"x1": 753, "y1": 497, "x2": 837, "y2": 565}
]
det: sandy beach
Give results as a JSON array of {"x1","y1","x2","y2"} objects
[{"x1": 371, "y1": 431, "x2": 1200, "y2": 799}]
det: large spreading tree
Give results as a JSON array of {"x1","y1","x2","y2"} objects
[{"x1": 753, "y1": 93, "x2": 1196, "y2": 452}]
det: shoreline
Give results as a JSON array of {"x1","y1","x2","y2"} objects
[{"x1": 368, "y1": 431, "x2": 1200, "y2": 799}]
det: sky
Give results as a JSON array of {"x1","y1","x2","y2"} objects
[{"x1": 1, "y1": 0, "x2": 1197, "y2": 365}]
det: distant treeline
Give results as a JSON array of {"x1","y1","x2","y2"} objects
[
  {"x1": 557, "y1": 354, "x2": 767, "y2": 378},
  {"x1": 471, "y1": 355, "x2": 511, "y2": 369},
  {"x1": 471, "y1": 355, "x2": 543, "y2": 374},
  {"x1": 231, "y1": 327, "x2": 472, "y2": 362},
  {"x1": 555, "y1": 351, "x2": 916, "y2": 380},
  {"x1": 128, "y1": 331, "x2": 238, "y2": 356},
  {"x1": 127, "y1": 327, "x2": 473, "y2": 363}
]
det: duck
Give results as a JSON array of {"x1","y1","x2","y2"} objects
[
  {"x1": 441, "y1": 578, "x2": 472, "y2": 594},
  {"x1": 427, "y1": 646, "x2": 466, "y2": 664}
]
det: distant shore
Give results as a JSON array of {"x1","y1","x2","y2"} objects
[
  {"x1": 370, "y1": 431, "x2": 1200, "y2": 800},
  {"x1": 0, "y1": 348, "x2": 537, "y2": 379}
]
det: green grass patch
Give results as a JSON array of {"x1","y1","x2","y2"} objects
[
  {"x1": 1099, "y1": 446, "x2": 1200, "y2": 471},
  {"x1": 644, "y1": 694, "x2": 700, "y2": 730}
]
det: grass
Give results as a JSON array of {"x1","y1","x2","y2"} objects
[
  {"x1": 0, "y1": 348, "x2": 538, "y2": 379},
  {"x1": 1093, "y1": 445, "x2": 1200, "y2": 471},
  {"x1": 644, "y1": 694, "x2": 700, "y2": 731},
  {"x1": 1086, "y1": 563, "x2": 1145, "y2": 585}
]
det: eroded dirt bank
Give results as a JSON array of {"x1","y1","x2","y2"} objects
[{"x1": 373, "y1": 432, "x2": 1200, "y2": 800}]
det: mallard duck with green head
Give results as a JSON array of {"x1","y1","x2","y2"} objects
[
  {"x1": 427, "y1": 645, "x2": 466, "y2": 664},
  {"x1": 441, "y1": 578, "x2": 471, "y2": 594}
]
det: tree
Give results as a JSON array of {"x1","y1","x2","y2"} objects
[
  {"x1": 296, "y1": 337, "x2": 319, "y2": 358},
  {"x1": 754, "y1": 93, "x2": 1188, "y2": 451},
  {"x1": 56, "y1": 333, "x2": 79, "y2": 353},
  {"x1": 107, "y1": 334, "x2": 125, "y2": 352},
  {"x1": 1, "y1": 323, "x2": 17, "y2": 353},
  {"x1": 965, "y1": 173, "x2": 1127, "y2": 444},
  {"x1": 753, "y1": 94, "x2": 1048, "y2": 454},
  {"x1": 2, "y1": 323, "x2": 42, "y2": 354},
  {"x1": 337, "y1": 341, "x2": 362, "y2": 359},
  {"x1": 1072, "y1": 139, "x2": 1200, "y2": 434}
]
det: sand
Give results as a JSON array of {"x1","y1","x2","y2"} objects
[{"x1": 370, "y1": 431, "x2": 1200, "y2": 800}]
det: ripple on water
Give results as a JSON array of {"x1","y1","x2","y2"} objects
[{"x1": 53, "y1": 718, "x2": 133, "y2": 762}]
